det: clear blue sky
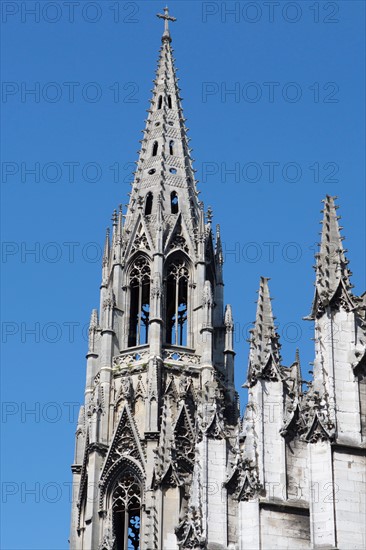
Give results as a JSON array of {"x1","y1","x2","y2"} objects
[{"x1": 1, "y1": 1, "x2": 365, "y2": 548}]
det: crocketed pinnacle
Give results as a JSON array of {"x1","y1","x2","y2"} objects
[
  {"x1": 224, "y1": 304, "x2": 234, "y2": 329},
  {"x1": 246, "y1": 277, "x2": 281, "y2": 386},
  {"x1": 89, "y1": 309, "x2": 98, "y2": 329},
  {"x1": 215, "y1": 224, "x2": 224, "y2": 266},
  {"x1": 102, "y1": 227, "x2": 110, "y2": 263},
  {"x1": 88, "y1": 309, "x2": 99, "y2": 354},
  {"x1": 309, "y1": 195, "x2": 353, "y2": 318}
]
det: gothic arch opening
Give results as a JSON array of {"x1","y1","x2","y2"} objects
[
  {"x1": 144, "y1": 193, "x2": 153, "y2": 216},
  {"x1": 355, "y1": 355, "x2": 366, "y2": 439},
  {"x1": 152, "y1": 141, "x2": 158, "y2": 157},
  {"x1": 165, "y1": 257, "x2": 189, "y2": 346},
  {"x1": 169, "y1": 140, "x2": 174, "y2": 156},
  {"x1": 128, "y1": 256, "x2": 151, "y2": 347},
  {"x1": 112, "y1": 472, "x2": 142, "y2": 550},
  {"x1": 170, "y1": 192, "x2": 179, "y2": 214},
  {"x1": 157, "y1": 95, "x2": 162, "y2": 109}
]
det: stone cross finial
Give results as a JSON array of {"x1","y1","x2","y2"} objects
[{"x1": 157, "y1": 6, "x2": 176, "y2": 40}]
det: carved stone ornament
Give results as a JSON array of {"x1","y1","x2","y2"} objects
[
  {"x1": 177, "y1": 506, "x2": 206, "y2": 549},
  {"x1": 120, "y1": 375, "x2": 133, "y2": 400},
  {"x1": 226, "y1": 457, "x2": 262, "y2": 502},
  {"x1": 103, "y1": 290, "x2": 116, "y2": 310},
  {"x1": 98, "y1": 525, "x2": 115, "y2": 550}
]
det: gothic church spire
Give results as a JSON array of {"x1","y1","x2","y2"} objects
[{"x1": 124, "y1": 6, "x2": 200, "y2": 239}]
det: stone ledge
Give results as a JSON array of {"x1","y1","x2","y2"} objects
[
  {"x1": 332, "y1": 442, "x2": 366, "y2": 456},
  {"x1": 259, "y1": 498, "x2": 310, "y2": 515}
]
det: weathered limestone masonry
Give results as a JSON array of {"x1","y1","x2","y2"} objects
[{"x1": 70, "y1": 9, "x2": 366, "y2": 550}]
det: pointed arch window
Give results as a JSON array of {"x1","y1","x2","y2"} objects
[
  {"x1": 171, "y1": 192, "x2": 179, "y2": 214},
  {"x1": 152, "y1": 141, "x2": 158, "y2": 157},
  {"x1": 128, "y1": 257, "x2": 151, "y2": 347},
  {"x1": 144, "y1": 193, "x2": 153, "y2": 216},
  {"x1": 169, "y1": 140, "x2": 174, "y2": 156},
  {"x1": 165, "y1": 260, "x2": 189, "y2": 346},
  {"x1": 167, "y1": 95, "x2": 172, "y2": 109},
  {"x1": 157, "y1": 95, "x2": 162, "y2": 109},
  {"x1": 113, "y1": 473, "x2": 142, "y2": 550}
]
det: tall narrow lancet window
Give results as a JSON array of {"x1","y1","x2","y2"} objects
[
  {"x1": 167, "y1": 95, "x2": 172, "y2": 109},
  {"x1": 144, "y1": 193, "x2": 153, "y2": 216},
  {"x1": 113, "y1": 473, "x2": 142, "y2": 550},
  {"x1": 171, "y1": 192, "x2": 179, "y2": 214},
  {"x1": 128, "y1": 257, "x2": 151, "y2": 347},
  {"x1": 165, "y1": 260, "x2": 189, "y2": 346},
  {"x1": 152, "y1": 141, "x2": 158, "y2": 157},
  {"x1": 157, "y1": 95, "x2": 162, "y2": 109},
  {"x1": 169, "y1": 140, "x2": 174, "y2": 156}
]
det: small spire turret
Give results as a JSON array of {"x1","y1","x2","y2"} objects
[
  {"x1": 117, "y1": 204, "x2": 123, "y2": 241},
  {"x1": 224, "y1": 304, "x2": 235, "y2": 356},
  {"x1": 89, "y1": 308, "x2": 98, "y2": 329},
  {"x1": 101, "y1": 227, "x2": 111, "y2": 281},
  {"x1": 111, "y1": 209, "x2": 118, "y2": 249},
  {"x1": 215, "y1": 224, "x2": 224, "y2": 266},
  {"x1": 309, "y1": 195, "x2": 354, "y2": 318},
  {"x1": 88, "y1": 309, "x2": 99, "y2": 354},
  {"x1": 293, "y1": 348, "x2": 302, "y2": 395},
  {"x1": 103, "y1": 227, "x2": 110, "y2": 264},
  {"x1": 246, "y1": 277, "x2": 282, "y2": 386},
  {"x1": 224, "y1": 304, "x2": 234, "y2": 330}
]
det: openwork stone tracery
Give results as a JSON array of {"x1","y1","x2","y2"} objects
[
  {"x1": 112, "y1": 474, "x2": 142, "y2": 550},
  {"x1": 165, "y1": 259, "x2": 189, "y2": 347},
  {"x1": 128, "y1": 256, "x2": 151, "y2": 347}
]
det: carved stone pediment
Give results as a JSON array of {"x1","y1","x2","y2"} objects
[
  {"x1": 101, "y1": 405, "x2": 146, "y2": 484},
  {"x1": 176, "y1": 506, "x2": 206, "y2": 549},
  {"x1": 98, "y1": 527, "x2": 115, "y2": 550},
  {"x1": 226, "y1": 457, "x2": 262, "y2": 502},
  {"x1": 205, "y1": 411, "x2": 226, "y2": 440},
  {"x1": 281, "y1": 404, "x2": 307, "y2": 440},
  {"x1": 304, "y1": 412, "x2": 335, "y2": 443}
]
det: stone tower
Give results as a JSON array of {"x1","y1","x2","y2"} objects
[
  {"x1": 70, "y1": 8, "x2": 238, "y2": 550},
  {"x1": 70, "y1": 9, "x2": 366, "y2": 550}
]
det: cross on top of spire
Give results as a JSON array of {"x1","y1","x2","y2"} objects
[{"x1": 157, "y1": 6, "x2": 176, "y2": 41}]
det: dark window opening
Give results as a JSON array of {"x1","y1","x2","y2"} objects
[
  {"x1": 128, "y1": 257, "x2": 151, "y2": 347},
  {"x1": 169, "y1": 140, "x2": 174, "y2": 156},
  {"x1": 168, "y1": 95, "x2": 172, "y2": 109},
  {"x1": 171, "y1": 192, "x2": 179, "y2": 214},
  {"x1": 356, "y1": 358, "x2": 366, "y2": 438},
  {"x1": 166, "y1": 261, "x2": 189, "y2": 346},
  {"x1": 152, "y1": 141, "x2": 158, "y2": 157},
  {"x1": 148, "y1": 169, "x2": 156, "y2": 175},
  {"x1": 157, "y1": 95, "x2": 162, "y2": 109},
  {"x1": 145, "y1": 193, "x2": 153, "y2": 216},
  {"x1": 113, "y1": 474, "x2": 141, "y2": 550}
]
